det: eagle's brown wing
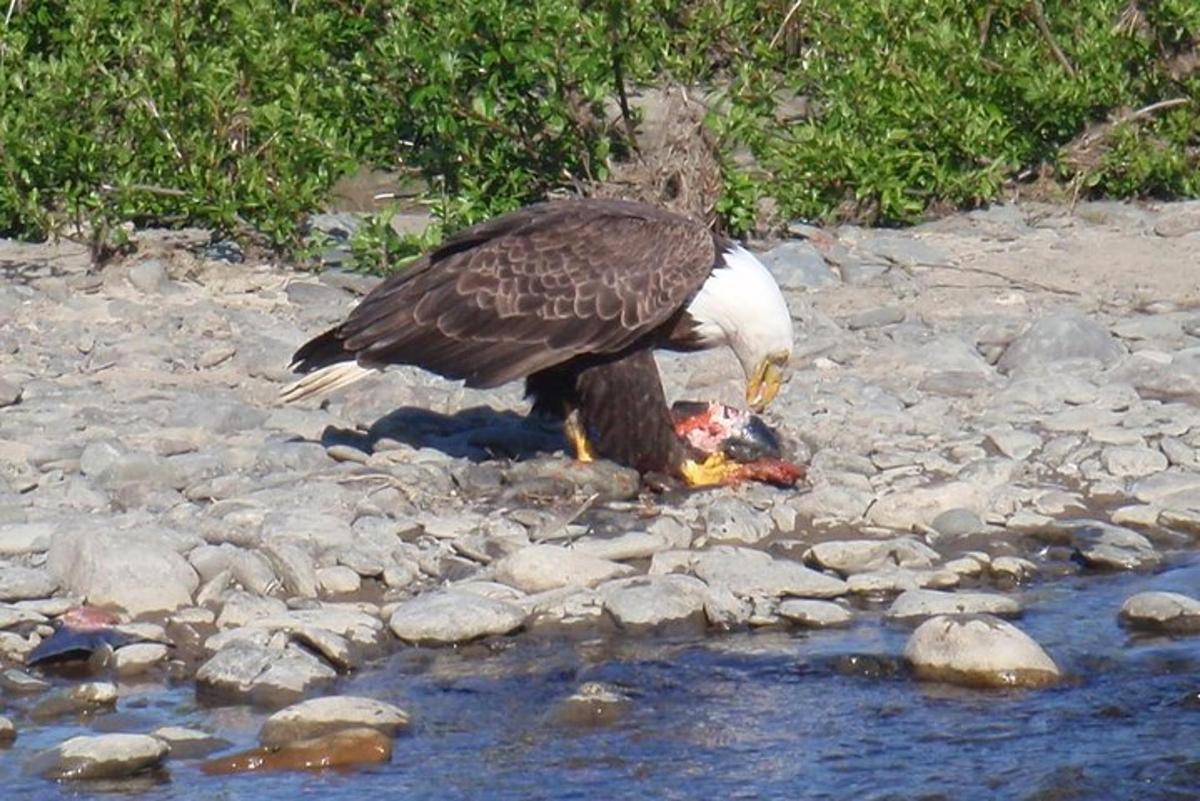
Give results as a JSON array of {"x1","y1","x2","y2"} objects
[{"x1": 289, "y1": 199, "x2": 719, "y2": 389}]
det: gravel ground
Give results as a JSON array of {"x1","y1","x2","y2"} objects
[{"x1": 3, "y1": 199, "x2": 1200, "y2": 773}]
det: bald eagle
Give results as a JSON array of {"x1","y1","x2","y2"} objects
[{"x1": 281, "y1": 199, "x2": 793, "y2": 486}]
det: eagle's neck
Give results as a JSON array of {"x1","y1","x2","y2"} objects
[{"x1": 684, "y1": 245, "x2": 794, "y2": 374}]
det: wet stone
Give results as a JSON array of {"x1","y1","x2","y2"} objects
[
  {"x1": 0, "y1": 715, "x2": 14, "y2": 743},
  {"x1": 30, "y1": 733, "x2": 169, "y2": 781},
  {"x1": 259, "y1": 695, "x2": 410, "y2": 747},
  {"x1": 151, "y1": 726, "x2": 232, "y2": 759},
  {"x1": 554, "y1": 682, "x2": 632, "y2": 727},
  {"x1": 1119, "y1": 591, "x2": 1200, "y2": 634},
  {"x1": 777, "y1": 599, "x2": 852, "y2": 628},
  {"x1": 201, "y1": 728, "x2": 391, "y2": 775},
  {"x1": 806, "y1": 537, "x2": 940, "y2": 575},
  {"x1": 1069, "y1": 521, "x2": 1160, "y2": 570},
  {"x1": 113, "y1": 643, "x2": 171, "y2": 677},
  {"x1": 904, "y1": 614, "x2": 1060, "y2": 689},
  {"x1": 886, "y1": 589, "x2": 1022, "y2": 621}
]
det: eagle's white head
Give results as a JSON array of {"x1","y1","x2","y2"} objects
[{"x1": 685, "y1": 244, "x2": 794, "y2": 411}]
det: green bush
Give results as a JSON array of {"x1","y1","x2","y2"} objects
[{"x1": 0, "y1": 0, "x2": 1196, "y2": 259}]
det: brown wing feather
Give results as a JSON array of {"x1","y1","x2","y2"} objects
[{"x1": 292, "y1": 199, "x2": 718, "y2": 389}]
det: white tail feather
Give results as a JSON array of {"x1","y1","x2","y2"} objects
[{"x1": 278, "y1": 361, "x2": 379, "y2": 404}]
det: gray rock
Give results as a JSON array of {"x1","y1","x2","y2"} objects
[
  {"x1": 1105, "y1": 352, "x2": 1200, "y2": 402},
  {"x1": 805, "y1": 537, "x2": 940, "y2": 575},
  {"x1": 867, "y1": 481, "x2": 985, "y2": 531},
  {"x1": 113, "y1": 643, "x2": 170, "y2": 677},
  {"x1": 598, "y1": 574, "x2": 708, "y2": 628},
  {"x1": 703, "y1": 497, "x2": 772, "y2": 543},
  {"x1": 886, "y1": 589, "x2": 1021, "y2": 621},
  {"x1": 1131, "y1": 470, "x2": 1200, "y2": 504},
  {"x1": 316, "y1": 565, "x2": 362, "y2": 595},
  {"x1": 127, "y1": 259, "x2": 170, "y2": 293},
  {"x1": 48, "y1": 530, "x2": 198, "y2": 615},
  {"x1": 570, "y1": 531, "x2": 670, "y2": 562},
  {"x1": 929, "y1": 508, "x2": 986, "y2": 539},
  {"x1": 1160, "y1": 508, "x2": 1200, "y2": 536},
  {"x1": 845, "y1": 306, "x2": 905, "y2": 330},
  {"x1": 1101, "y1": 446, "x2": 1168, "y2": 478},
  {"x1": 997, "y1": 313, "x2": 1123, "y2": 375},
  {"x1": 1119, "y1": 591, "x2": 1200, "y2": 633},
  {"x1": 259, "y1": 695, "x2": 410, "y2": 747},
  {"x1": 759, "y1": 241, "x2": 839, "y2": 289},
  {"x1": 494, "y1": 544, "x2": 633, "y2": 593},
  {"x1": 30, "y1": 733, "x2": 169, "y2": 780},
  {"x1": 216, "y1": 591, "x2": 288, "y2": 629},
  {"x1": 150, "y1": 726, "x2": 231, "y2": 759},
  {"x1": 0, "y1": 565, "x2": 56, "y2": 601},
  {"x1": 264, "y1": 540, "x2": 319, "y2": 598},
  {"x1": 0, "y1": 378, "x2": 21, "y2": 408},
  {"x1": 903, "y1": 614, "x2": 1060, "y2": 688},
  {"x1": 196, "y1": 641, "x2": 335, "y2": 704},
  {"x1": 776, "y1": 599, "x2": 852, "y2": 628},
  {"x1": 692, "y1": 547, "x2": 847, "y2": 599},
  {"x1": 1068, "y1": 521, "x2": 1160, "y2": 570},
  {"x1": 0, "y1": 522, "x2": 53, "y2": 555},
  {"x1": 388, "y1": 590, "x2": 526, "y2": 645},
  {"x1": 0, "y1": 714, "x2": 13, "y2": 742}
]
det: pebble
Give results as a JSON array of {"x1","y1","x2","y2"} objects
[
  {"x1": 30, "y1": 733, "x2": 169, "y2": 780},
  {"x1": 1119, "y1": 591, "x2": 1200, "y2": 633},
  {"x1": 388, "y1": 590, "x2": 526, "y2": 645},
  {"x1": 127, "y1": 259, "x2": 170, "y2": 293},
  {"x1": 703, "y1": 497, "x2": 772, "y2": 543},
  {"x1": 903, "y1": 614, "x2": 1060, "y2": 688},
  {"x1": 259, "y1": 695, "x2": 410, "y2": 747}
]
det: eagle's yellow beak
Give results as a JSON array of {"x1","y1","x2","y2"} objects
[{"x1": 746, "y1": 359, "x2": 783, "y2": 412}]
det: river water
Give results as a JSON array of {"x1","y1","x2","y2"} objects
[{"x1": 4, "y1": 556, "x2": 1200, "y2": 800}]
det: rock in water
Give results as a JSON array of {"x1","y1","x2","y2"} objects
[
  {"x1": 887, "y1": 589, "x2": 1022, "y2": 621},
  {"x1": 30, "y1": 733, "x2": 169, "y2": 780},
  {"x1": 201, "y1": 728, "x2": 392, "y2": 775},
  {"x1": 259, "y1": 696, "x2": 411, "y2": 747},
  {"x1": 1119, "y1": 591, "x2": 1200, "y2": 633},
  {"x1": 903, "y1": 614, "x2": 1060, "y2": 689},
  {"x1": 554, "y1": 682, "x2": 632, "y2": 727}
]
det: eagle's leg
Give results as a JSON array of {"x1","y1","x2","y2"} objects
[{"x1": 563, "y1": 408, "x2": 597, "y2": 463}]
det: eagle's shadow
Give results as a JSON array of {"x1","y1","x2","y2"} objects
[{"x1": 321, "y1": 405, "x2": 567, "y2": 463}]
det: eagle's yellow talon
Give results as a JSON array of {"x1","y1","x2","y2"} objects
[
  {"x1": 565, "y1": 413, "x2": 597, "y2": 463},
  {"x1": 680, "y1": 452, "x2": 742, "y2": 487}
]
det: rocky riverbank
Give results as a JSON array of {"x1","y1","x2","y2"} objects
[{"x1": 2, "y1": 200, "x2": 1200, "y2": 780}]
